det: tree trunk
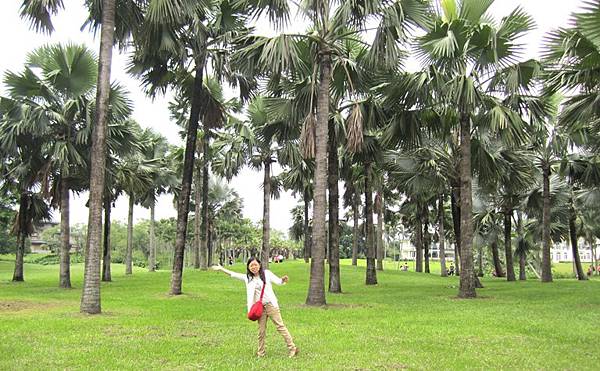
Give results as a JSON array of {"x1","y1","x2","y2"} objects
[
  {"x1": 102, "y1": 196, "x2": 111, "y2": 282},
  {"x1": 376, "y1": 192, "x2": 384, "y2": 271},
  {"x1": 541, "y1": 164, "x2": 553, "y2": 282},
  {"x1": 303, "y1": 189, "x2": 310, "y2": 263},
  {"x1": 194, "y1": 157, "x2": 203, "y2": 269},
  {"x1": 262, "y1": 160, "x2": 271, "y2": 269},
  {"x1": 328, "y1": 122, "x2": 341, "y2": 293},
  {"x1": 365, "y1": 162, "x2": 377, "y2": 285},
  {"x1": 491, "y1": 239, "x2": 504, "y2": 277},
  {"x1": 504, "y1": 210, "x2": 516, "y2": 281},
  {"x1": 125, "y1": 193, "x2": 134, "y2": 275},
  {"x1": 352, "y1": 190, "x2": 359, "y2": 266},
  {"x1": 81, "y1": 0, "x2": 117, "y2": 314},
  {"x1": 423, "y1": 205, "x2": 431, "y2": 274},
  {"x1": 306, "y1": 53, "x2": 330, "y2": 306},
  {"x1": 13, "y1": 193, "x2": 27, "y2": 281},
  {"x1": 458, "y1": 113, "x2": 476, "y2": 298},
  {"x1": 201, "y1": 134, "x2": 210, "y2": 269},
  {"x1": 438, "y1": 195, "x2": 447, "y2": 277},
  {"x1": 477, "y1": 242, "x2": 484, "y2": 277},
  {"x1": 450, "y1": 190, "x2": 461, "y2": 276},
  {"x1": 415, "y1": 206, "x2": 423, "y2": 273},
  {"x1": 148, "y1": 201, "x2": 156, "y2": 272},
  {"x1": 170, "y1": 55, "x2": 207, "y2": 295},
  {"x1": 13, "y1": 235, "x2": 25, "y2": 282},
  {"x1": 59, "y1": 179, "x2": 71, "y2": 288},
  {"x1": 519, "y1": 253, "x2": 527, "y2": 280},
  {"x1": 569, "y1": 201, "x2": 587, "y2": 280}
]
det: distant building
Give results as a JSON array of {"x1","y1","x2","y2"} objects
[
  {"x1": 29, "y1": 222, "x2": 78, "y2": 254},
  {"x1": 551, "y1": 241, "x2": 598, "y2": 263},
  {"x1": 395, "y1": 239, "x2": 456, "y2": 262}
]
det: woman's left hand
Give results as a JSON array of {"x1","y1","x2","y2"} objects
[{"x1": 281, "y1": 275, "x2": 289, "y2": 283}]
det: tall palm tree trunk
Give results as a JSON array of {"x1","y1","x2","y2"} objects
[
  {"x1": 458, "y1": 114, "x2": 476, "y2": 298},
  {"x1": 365, "y1": 162, "x2": 377, "y2": 285},
  {"x1": 450, "y1": 190, "x2": 461, "y2": 276},
  {"x1": 306, "y1": 53, "x2": 331, "y2": 306},
  {"x1": 517, "y1": 212, "x2": 526, "y2": 281},
  {"x1": 201, "y1": 134, "x2": 210, "y2": 269},
  {"x1": 415, "y1": 207, "x2": 423, "y2": 273},
  {"x1": 439, "y1": 195, "x2": 447, "y2": 277},
  {"x1": 303, "y1": 189, "x2": 310, "y2": 263},
  {"x1": 102, "y1": 196, "x2": 111, "y2": 282},
  {"x1": 328, "y1": 123, "x2": 341, "y2": 292},
  {"x1": 376, "y1": 192, "x2": 384, "y2": 271},
  {"x1": 423, "y1": 206, "x2": 431, "y2": 274},
  {"x1": 170, "y1": 58, "x2": 206, "y2": 295},
  {"x1": 541, "y1": 164, "x2": 552, "y2": 282},
  {"x1": 13, "y1": 235, "x2": 25, "y2": 282},
  {"x1": 519, "y1": 253, "x2": 527, "y2": 280},
  {"x1": 125, "y1": 193, "x2": 134, "y2": 275},
  {"x1": 81, "y1": 0, "x2": 117, "y2": 314},
  {"x1": 13, "y1": 193, "x2": 27, "y2": 282},
  {"x1": 149, "y1": 201, "x2": 156, "y2": 272},
  {"x1": 477, "y1": 243, "x2": 484, "y2": 277},
  {"x1": 352, "y1": 191, "x2": 359, "y2": 266},
  {"x1": 504, "y1": 210, "x2": 516, "y2": 281},
  {"x1": 59, "y1": 179, "x2": 71, "y2": 288},
  {"x1": 194, "y1": 164, "x2": 202, "y2": 269},
  {"x1": 569, "y1": 202, "x2": 587, "y2": 280},
  {"x1": 261, "y1": 160, "x2": 271, "y2": 269},
  {"x1": 208, "y1": 225, "x2": 213, "y2": 266},
  {"x1": 491, "y1": 239, "x2": 504, "y2": 277}
]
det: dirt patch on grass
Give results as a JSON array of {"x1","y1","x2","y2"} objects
[
  {"x1": 0, "y1": 300, "x2": 62, "y2": 313},
  {"x1": 448, "y1": 295, "x2": 495, "y2": 301}
]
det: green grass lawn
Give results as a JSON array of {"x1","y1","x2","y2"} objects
[{"x1": 1, "y1": 259, "x2": 599, "y2": 370}]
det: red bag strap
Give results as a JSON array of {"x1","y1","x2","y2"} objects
[{"x1": 259, "y1": 279, "x2": 266, "y2": 301}]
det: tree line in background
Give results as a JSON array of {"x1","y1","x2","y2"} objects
[{"x1": 1, "y1": 0, "x2": 600, "y2": 313}]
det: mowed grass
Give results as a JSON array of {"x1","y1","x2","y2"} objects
[{"x1": 1, "y1": 259, "x2": 599, "y2": 370}]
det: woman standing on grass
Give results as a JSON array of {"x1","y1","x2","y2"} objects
[{"x1": 211, "y1": 257, "x2": 299, "y2": 358}]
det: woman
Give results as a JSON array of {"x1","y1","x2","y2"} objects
[{"x1": 212, "y1": 257, "x2": 299, "y2": 358}]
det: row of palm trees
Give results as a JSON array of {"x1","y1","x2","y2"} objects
[{"x1": 3, "y1": 0, "x2": 600, "y2": 313}]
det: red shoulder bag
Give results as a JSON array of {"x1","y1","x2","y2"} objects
[{"x1": 247, "y1": 281, "x2": 265, "y2": 321}]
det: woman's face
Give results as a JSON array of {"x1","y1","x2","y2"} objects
[{"x1": 249, "y1": 260, "x2": 260, "y2": 275}]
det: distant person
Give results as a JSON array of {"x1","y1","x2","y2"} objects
[
  {"x1": 228, "y1": 256, "x2": 234, "y2": 265},
  {"x1": 588, "y1": 265, "x2": 594, "y2": 277},
  {"x1": 448, "y1": 264, "x2": 455, "y2": 276},
  {"x1": 401, "y1": 263, "x2": 408, "y2": 271},
  {"x1": 212, "y1": 257, "x2": 299, "y2": 358},
  {"x1": 278, "y1": 254, "x2": 285, "y2": 263}
]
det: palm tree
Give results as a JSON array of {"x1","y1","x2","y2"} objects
[
  {"x1": 20, "y1": 0, "x2": 136, "y2": 314},
  {"x1": 417, "y1": 0, "x2": 536, "y2": 297},
  {"x1": 234, "y1": 0, "x2": 429, "y2": 305},
  {"x1": 114, "y1": 125, "x2": 157, "y2": 275},
  {"x1": 0, "y1": 106, "x2": 51, "y2": 281},
  {"x1": 544, "y1": 0, "x2": 600, "y2": 281},
  {"x1": 137, "y1": 131, "x2": 177, "y2": 272},
  {"x1": 2, "y1": 43, "x2": 99, "y2": 288},
  {"x1": 281, "y1": 159, "x2": 314, "y2": 263},
  {"x1": 130, "y1": 0, "x2": 256, "y2": 295}
]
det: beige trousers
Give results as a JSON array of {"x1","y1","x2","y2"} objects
[{"x1": 257, "y1": 303, "x2": 295, "y2": 355}]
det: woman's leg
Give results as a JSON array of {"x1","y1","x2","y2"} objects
[
  {"x1": 257, "y1": 310, "x2": 268, "y2": 356},
  {"x1": 265, "y1": 304, "x2": 297, "y2": 355}
]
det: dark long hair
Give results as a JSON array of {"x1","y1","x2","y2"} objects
[{"x1": 246, "y1": 257, "x2": 266, "y2": 283}]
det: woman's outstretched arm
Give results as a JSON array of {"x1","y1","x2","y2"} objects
[
  {"x1": 211, "y1": 265, "x2": 246, "y2": 281},
  {"x1": 267, "y1": 270, "x2": 289, "y2": 285}
]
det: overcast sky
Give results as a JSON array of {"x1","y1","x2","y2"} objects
[{"x1": 0, "y1": 0, "x2": 584, "y2": 235}]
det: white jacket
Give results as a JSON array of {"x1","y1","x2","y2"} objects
[{"x1": 223, "y1": 268, "x2": 286, "y2": 312}]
